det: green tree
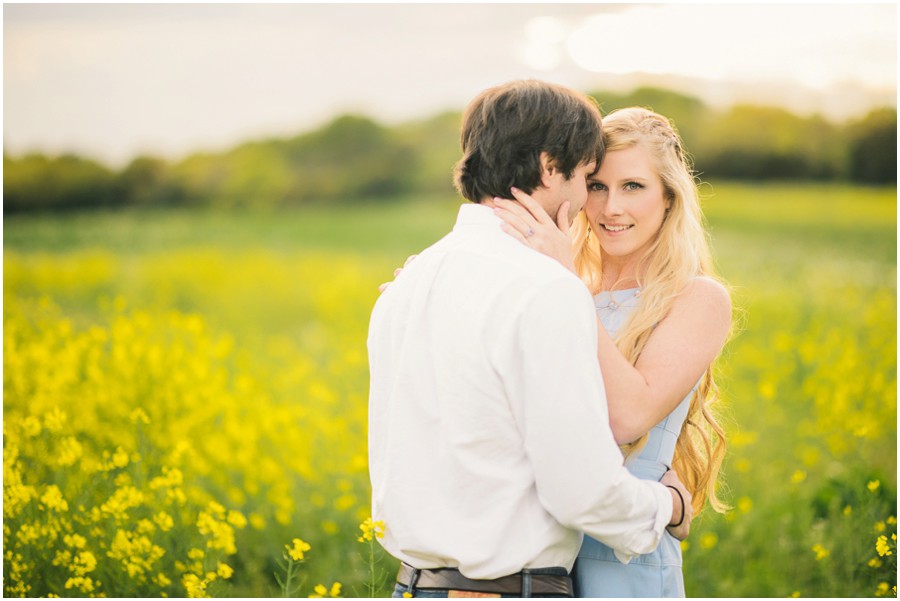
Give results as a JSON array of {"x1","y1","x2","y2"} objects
[
  {"x1": 117, "y1": 156, "x2": 186, "y2": 206},
  {"x1": 4, "y1": 153, "x2": 120, "y2": 213},
  {"x1": 847, "y1": 108, "x2": 897, "y2": 184},
  {"x1": 694, "y1": 105, "x2": 842, "y2": 180},
  {"x1": 589, "y1": 87, "x2": 711, "y2": 153}
]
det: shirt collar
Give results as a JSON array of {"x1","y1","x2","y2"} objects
[{"x1": 453, "y1": 202, "x2": 502, "y2": 231}]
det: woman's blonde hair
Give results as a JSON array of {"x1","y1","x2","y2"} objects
[{"x1": 571, "y1": 107, "x2": 730, "y2": 515}]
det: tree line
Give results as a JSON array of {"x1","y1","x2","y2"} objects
[{"x1": 4, "y1": 87, "x2": 896, "y2": 213}]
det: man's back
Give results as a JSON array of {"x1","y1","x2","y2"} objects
[{"x1": 368, "y1": 204, "x2": 667, "y2": 579}]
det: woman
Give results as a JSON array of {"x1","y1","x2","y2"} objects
[{"x1": 492, "y1": 107, "x2": 732, "y2": 597}]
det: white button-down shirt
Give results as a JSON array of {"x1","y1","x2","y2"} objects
[{"x1": 367, "y1": 203, "x2": 671, "y2": 579}]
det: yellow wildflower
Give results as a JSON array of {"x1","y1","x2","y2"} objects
[
  {"x1": 53, "y1": 550, "x2": 73, "y2": 567},
  {"x1": 44, "y1": 407, "x2": 66, "y2": 432},
  {"x1": 64, "y1": 534, "x2": 87, "y2": 549},
  {"x1": 888, "y1": 516, "x2": 897, "y2": 525},
  {"x1": 182, "y1": 573, "x2": 206, "y2": 598},
  {"x1": 874, "y1": 521, "x2": 886, "y2": 532},
  {"x1": 129, "y1": 408, "x2": 151, "y2": 424},
  {"x1": 4, "y1": 481, "x2": 36, "y2": 519},
  {"x1": 286, "y1": 538, "x2": 312, "y2": 562},
  {"x1": 868, "y1": 480, "x2": 881, "y2": 492},
  {"x1": 100, "y1": 486, "x2": 144, "y2": 520},
  {"x1": 869, "y1": 557, "x2": 883, "y2": 568},
  {"x1": 309, "y1": 582, "x2": 342, "y2": 598},
  {"x1": 137, "y1": 518, "x2": 156, "y2": 534},
  {"x1": 321, "y1": 520, "x2": 339, "y2": 535},
  {"x1": 875, "y1": 535, "x2": 892, "y2": 557},
  {"x1": 811, "y1": 544, "x2": 829, "y2": 561},
  {"x1": 217, "y1": 562, "x2": 234, "y2": 579},
  {"x1": 249, "y1": 512, "x2": 266, "y2": 530},
  {"x1": 403, "y1": 593, "x2": 413, "y2": 598},
  {"x1": 22, "y1": 415, "x2": 42, "y2": 437},
  {"x1": 112, "y1": 447, "x2": 130, "y2": 468},
  {"x1": 843, "y1": 505, "x2": 852, "y2": 516},
  {"x1": 790, "y1": 470, "x2": 806, "y2": 484},
  {"x1": 875, "y1": 582, "x2": 890, "y2": 597},
  {"x1": 153, "y1": 511, "x2": 174, "y2": 532},
  {"x1": 197, "y1": 509, "x2": 237, "y2": 554},
  {"x1": 737, "y1": 497, "x2": 753, "y2": 513},
  {"x1": 207, "y1": 501, "x2": 226, "y2": 519},
  {"x1": 226, "y1": 510, "x2": 248, "y2": 529},
  {"x1": 58, "y1": 436, "x2": 83, "y2": 467},
  {"x1": 64, "y1": 576, "x2": 96, "y2": 594},
  {"x1": 72, "y1": 551, "x2": 98, "y2": 576},
  {"x1": 40, "y1": 485, "x2": 69, "y2": 512},
  {"x1": 156, "y1": 573, "x2": 172, "y2": 588},
  {"x1": 16, "y1": 523, "x2": 40, "y2": 545},
  {"x1": 187, "y1": 548, "x2": 205, "y2": 560},
  {"x1": 700, "y1": 533, "x2": 718, "y2": 550},
  {"x1": 357, "y1": 517, "x2": 386, "y2": 543},
  {"x1": 311, "y1": 584, "x2": 328, "y2": 598},
  {"x1": 150, "y1": 466, "x2": 184, "y2": 489}
]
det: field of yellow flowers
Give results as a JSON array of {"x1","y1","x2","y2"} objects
[{"x1": 4, "y1": 182, "x2": 896, "y2": 597}]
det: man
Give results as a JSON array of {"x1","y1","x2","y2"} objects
[{"x1": 367, "y1": 80, "x2": 691, "y2": 598}]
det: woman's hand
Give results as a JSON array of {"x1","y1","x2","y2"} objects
[
  {"x1": 493, "y1": 188, "x2": 577, "y2": 273},
  {"x1": 378, "y1": 254, "x2": 418, "y2": 293},
  {"x1": 660, "y1": 469, "x2": 693, "y2": 541}
]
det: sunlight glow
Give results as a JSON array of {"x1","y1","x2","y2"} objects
[
  {"x1": 521, "y1": 16, "x2": 566, "y2": 71},
  {"x1": 566, "y1": 4, "x2": 896, "y2": 89}
]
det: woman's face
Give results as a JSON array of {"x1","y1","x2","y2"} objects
[{"x1": 584, "y1": 144, "x2": 670, "y2": 263}]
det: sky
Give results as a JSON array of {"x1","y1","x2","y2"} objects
[{"x1": 4, "y1": 2, "x2": 897, "y2": 168}]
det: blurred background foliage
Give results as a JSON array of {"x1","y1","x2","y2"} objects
[{"x1": 4, "y1": 86, "x2": 896, "y2": 214}]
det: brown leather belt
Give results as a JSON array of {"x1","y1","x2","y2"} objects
[{"x1": 397, "y1": 562, "x2": 573, "y2": 597}]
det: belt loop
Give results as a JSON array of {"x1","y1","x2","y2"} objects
[
  {"x1": 408, "y1": 567, "x2": 420, "y2": 597},
  {"x1": 521, "y1": 569, "x2": 532, "y2": 598}
]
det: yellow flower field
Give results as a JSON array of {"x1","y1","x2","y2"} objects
[{"x1": 3, "y1": 183, "x2": 896, "y2": 597}]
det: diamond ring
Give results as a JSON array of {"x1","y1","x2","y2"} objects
[{"x1": 525, "y1": 227, "x2": 535, "y2": 238}]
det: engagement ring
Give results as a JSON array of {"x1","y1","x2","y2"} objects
[{"x1": 525, "y1": 227, "x2": 535, "y2": 238}]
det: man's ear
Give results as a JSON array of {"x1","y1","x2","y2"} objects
[{"x1": 539, "y1": 151, "x2": 558, "y2": 189}]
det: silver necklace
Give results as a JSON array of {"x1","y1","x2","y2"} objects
[{"x1": 597, "y1": 288, "x2": 641, "y2": 312}]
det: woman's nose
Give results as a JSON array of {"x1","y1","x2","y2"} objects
[{"x1": 604, "y1": 192, "x2": 624, "y2": 216}]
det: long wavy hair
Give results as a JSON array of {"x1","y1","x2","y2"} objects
[{"x1": 570, "y1": 107, "x2": 730, "y2": 515}]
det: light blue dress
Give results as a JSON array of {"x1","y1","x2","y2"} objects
[{"x1": 574, "y1": 288, "x2": 694, "y2": 598}]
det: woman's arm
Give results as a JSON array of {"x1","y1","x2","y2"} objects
[
  {"x1": 492, "y1": 191, "x2": 732, "y2": 444},
  {"x1": 598, "y1": 277, "x2": 731, "y2": 444}
]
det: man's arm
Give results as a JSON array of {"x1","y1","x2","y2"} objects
[{"x1": 500, "y1": 275, "x2": 685, "y2": 560}]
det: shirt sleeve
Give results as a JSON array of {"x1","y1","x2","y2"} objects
[{"x1": 499, "y1": 274, "x2": 672, "y2": 561}]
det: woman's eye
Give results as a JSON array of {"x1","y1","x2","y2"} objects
[
  {"x1": 624, "y1": 182, "x2": 643, "y2": 191},
  {"x1": 588, "y1": 182, "x2": 606, "y2": 192}
]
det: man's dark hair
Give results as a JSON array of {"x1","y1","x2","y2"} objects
[{"x1": 453, "y1": 79, "x2": 604, "y2": 203}]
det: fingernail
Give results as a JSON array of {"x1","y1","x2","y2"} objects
[
  {"x1": 494, "y1": 197, "x2": 505, "y2": 203},
  {"x1": 510, "y1": 186, "x2": 520, "y2": 192}
]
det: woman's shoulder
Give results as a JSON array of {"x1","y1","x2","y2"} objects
[
  {"x1": 672, "y1": 276, "x2": 732, "y2": 325},
  {"x1": 684, "y1": 275, "x2": 731, "y2": 300}
]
